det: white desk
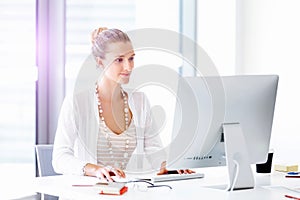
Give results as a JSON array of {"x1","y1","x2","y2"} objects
[{"x1": 33, "y1": 167, "x2": 300, "y2": 200}]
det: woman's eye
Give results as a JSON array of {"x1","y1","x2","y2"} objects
[
  {"x1": 115, "y1": 58, "x2": 123, "y2": 62},
  {"x1": 129, "y1": 57, "x2": 134, "y2": 61}
]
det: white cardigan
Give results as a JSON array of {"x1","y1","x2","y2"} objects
[{"x1": 52, "y1": 88, "x2": 166, "y2": 175}]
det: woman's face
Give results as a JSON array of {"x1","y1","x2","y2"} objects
[{"x1": 99, "y1": 41, "x2": 135, "y2": 84}]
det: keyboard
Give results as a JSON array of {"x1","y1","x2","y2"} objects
[{"x1": 151, "y1": 172, "x2": 204, "y2": 183}]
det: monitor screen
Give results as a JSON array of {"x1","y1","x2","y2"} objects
[{"x1": 166, "y1": 75, "x2": 279, "y2": 190}]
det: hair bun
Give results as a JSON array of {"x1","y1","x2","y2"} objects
[{"x1": 91, "y1": 27, "x2": 108, "y2": 44}]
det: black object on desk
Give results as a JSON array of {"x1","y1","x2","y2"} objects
[{"x1": 256, "y1": 152, "x2": 273, "y2": 173}]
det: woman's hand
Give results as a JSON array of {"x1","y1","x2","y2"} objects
[
  {"x1": 83, "y1": 163, "x2": 126, "y2": 182},
  {"x1": 156, "y1": 161, "x2": 195, "y2": 175},
  {"x1": 95, "y1": 166, "x2": 126, "y2": 182},
  {"x1": 157, "y1": 167, "x2": 195, "y2": 175},
  {"x1": 175, "y1": 169, "x2": 195, "y2": 174}
]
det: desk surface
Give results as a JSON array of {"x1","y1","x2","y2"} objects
[{"x1": 33, "y1": 167, "x2": 300, "y2": 200}]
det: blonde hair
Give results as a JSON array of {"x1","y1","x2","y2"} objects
[{"x1": 91, "y1": 27, "x2": 131, "y2": 59}]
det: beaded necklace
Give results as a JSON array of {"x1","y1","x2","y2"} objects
[{"x1": 95, "y1": 84, "x2": 130, "y2": 169}]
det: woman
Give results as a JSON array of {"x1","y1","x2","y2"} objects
[{"x1": 52, "y1": 27, "x2": 193, "y2": 182}]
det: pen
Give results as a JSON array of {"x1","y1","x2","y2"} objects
[
  {"x1": 72, "y1": 184, "x2": 94, "y2": 187},
  {"x1": 285, "y1": 175, "x2": 300, "y2": 178},
  {"x1": 288, "y1": 172, "x2": 300, "y2": 175},
  {"x1": 285, "y1": 194, "x2": 300, "y2": 200}
]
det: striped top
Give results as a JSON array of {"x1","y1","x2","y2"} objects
[{"x1": 97, "y1": 119, "x2": 137, "y2": 170}]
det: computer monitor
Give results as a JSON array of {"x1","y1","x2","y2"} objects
[{"x1": 166, "y1": 75, "x2": 279, "y2": 190}]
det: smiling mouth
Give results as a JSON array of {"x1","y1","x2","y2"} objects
[{"x1": 120, "y1": 73, "x2": 130, "y2": 76}]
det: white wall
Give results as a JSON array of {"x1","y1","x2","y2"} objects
[
  {"x1": 236, "y1": 0, "x2": 300, "y2": 165},
  {"x1": 133, "y1": 0, "x2": 180, "y2": 147},
  {"x1": 197, "y1": 0, "x2": 236, "y2": 75}
]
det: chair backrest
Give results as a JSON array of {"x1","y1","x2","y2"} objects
[{"x1": 35, "y1": 144, "x2": 60, "y2": 176}]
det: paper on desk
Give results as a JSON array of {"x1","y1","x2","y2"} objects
[
  {"x1": 112, "y1": 175, "x2": 152, "y2": 183},
  {"x1": 265, "y1": 185, "x2": 300, "y2": 198}
]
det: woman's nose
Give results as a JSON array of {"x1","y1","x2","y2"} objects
[{"x1": 124, "y1": 59, "x2": 133, "y2": 71}]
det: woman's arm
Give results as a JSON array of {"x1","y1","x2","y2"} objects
[
  {"x1": 52, "y1": 95, "x2": 87, "y2": 175},
  {"x1": 52, "y1": 94, "x2": 126, "y2": 180},
  {"x1": 141, "y1": 93, "x2": 167, "y2": 170},
  {"x1": 141, "y1": 93, "x2": 194, "y2": 175}
]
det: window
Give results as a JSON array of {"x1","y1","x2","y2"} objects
[{"x1": 0, "y1": 0, "x2": 36, "y2": 198}]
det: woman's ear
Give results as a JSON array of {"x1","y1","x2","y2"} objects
[{"x1": 96, "y1": 57, "x2": 104, "y2": 68}]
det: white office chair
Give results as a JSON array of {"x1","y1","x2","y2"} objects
[{"x1": 35, "y1": 144, "x2": 59, "y2": 200}]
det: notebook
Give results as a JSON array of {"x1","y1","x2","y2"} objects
[{"x1": 94, "y1": 182, "x2": 128, "y2": 195}]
